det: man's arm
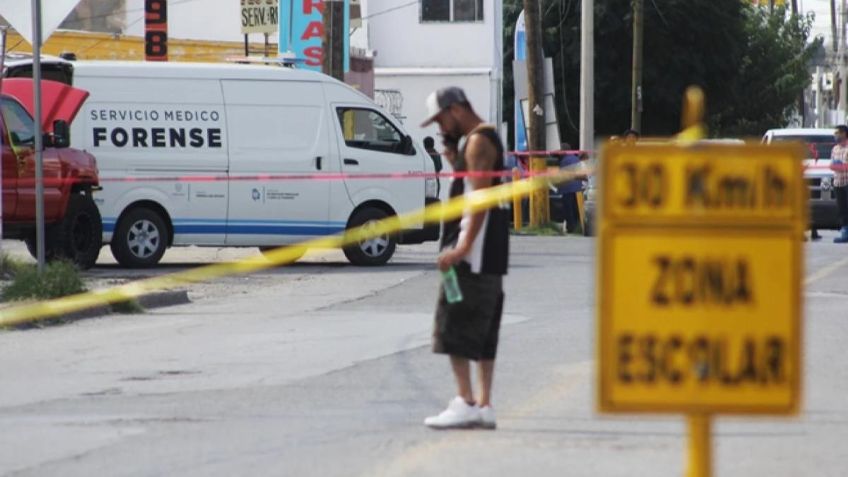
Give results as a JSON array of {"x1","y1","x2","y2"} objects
[
  {"x1": 437, "y1": 132, "x2": 497, "y2": 271},
  {"x1": 831, "y1": 146, "x2": 843, "y2": 172}
]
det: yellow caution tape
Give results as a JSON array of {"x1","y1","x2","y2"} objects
[{"x1": 0, "y1": 169, "x2": 586, "y2": 327}]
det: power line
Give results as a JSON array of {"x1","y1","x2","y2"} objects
[
  {"x1": 361, "y1": 1, "x2": 419, "y2": 21},
  {"x1": 62, "y1": 0, "x2": 201, "y2": 25}
]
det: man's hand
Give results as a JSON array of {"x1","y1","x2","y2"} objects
[{"x1": 437, "y1": 246, "x2": 468, "y2": 272}]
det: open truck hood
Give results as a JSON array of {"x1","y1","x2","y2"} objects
[{"x1": 1, "y1": 78, "x2": 89, "y2": 132}]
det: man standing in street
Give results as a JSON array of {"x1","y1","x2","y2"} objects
[
  {"x1": 832, "y1": 125, "x2": 848, "y2": 243},
  {"x1": 421, "y1": 87, "x2": 509, "y2": 430}
]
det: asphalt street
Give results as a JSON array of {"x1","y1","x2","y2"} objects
[{"x1": 0, "y1": 234, "x2": 846, "y2": 476}]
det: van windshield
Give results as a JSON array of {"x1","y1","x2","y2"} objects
[{"x1": 771, "y1": 135, "x2": 834, "y2": 160}]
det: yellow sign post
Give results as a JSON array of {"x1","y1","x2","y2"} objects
[{"x1": 597, "y1": 91, "x2": 805, "y2": 477}]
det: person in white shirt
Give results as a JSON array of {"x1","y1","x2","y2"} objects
[{"x1": 830, "y1": 125, "x2": 848, "y2": 243}]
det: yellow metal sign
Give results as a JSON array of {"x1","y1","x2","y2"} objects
[
  {"x1": 597, "y1": 143, "x2": 805, "y2": 414},
  {"x1": 604, "y1": 144, "x2": 803, "y2": 223}
]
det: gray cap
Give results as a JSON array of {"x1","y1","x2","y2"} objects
[{"x1": 421, "y1": 87, "x2": 469, "y2": 127}]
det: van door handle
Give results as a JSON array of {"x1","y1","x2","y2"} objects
[
  {"x1": 316, "y1": 156, "x2": 322, "y2": 170},
  {"x1": 344, "y1": 159, "x2": 359, "y2": 166}
]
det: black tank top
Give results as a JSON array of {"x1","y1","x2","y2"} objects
[{"x1": 440, "y1": 125, "x2": 509, "y2": 275}]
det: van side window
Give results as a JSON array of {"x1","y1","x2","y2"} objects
[
  {"x1": 1, "y1": 98, "x2": 35, "y2": 147},
  {"x1": 336, "y1": 108, "x2": 404, "y2": 153},
  {"x1": 5, "y1": 64, "x2": 74, "y2": 86}
]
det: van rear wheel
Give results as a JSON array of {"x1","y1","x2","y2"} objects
[
  {"x1": 111, "y1": 207, "x2": 168, "y2": 268},
  {"x1": 342, "y1": 207, "x2": 396, "y2": 266}
]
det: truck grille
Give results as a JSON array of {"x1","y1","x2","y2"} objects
[{"x1": 807, "y1": 178, "x2": 834, "y2": 200}]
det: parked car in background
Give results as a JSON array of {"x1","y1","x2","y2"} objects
[{"x1": 762, "y1": 128, "x2": 839, "y2": 230}]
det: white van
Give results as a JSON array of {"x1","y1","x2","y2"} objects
[{"x1": 58, "y1": 61, "x2": 439, "y2": 267}]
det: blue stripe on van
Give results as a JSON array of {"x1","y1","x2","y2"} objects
[
  {"x1": 176, "y1": 224, "x2": 345, "y2": 235},
  {"x1": 101, "y1": 218, "x2": 344, "y2": 236},
  {"x1": 175, "y1": 218, "x2": 347, "y2": 226}
]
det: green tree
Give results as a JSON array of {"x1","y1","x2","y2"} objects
[
  {"x1": 503, "y1": 1, "x2": 821, "y2": 148},
  {"x1": 713, "y1": 7, "x2": 821, "y2": 136}
]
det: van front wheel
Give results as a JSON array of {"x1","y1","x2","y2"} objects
[
  {"x1": 111, "y1": 207, "x2": 168, "y2": 268},
  {"x1": 343, "y1": 207, "x2": 397, "y2": 266}
]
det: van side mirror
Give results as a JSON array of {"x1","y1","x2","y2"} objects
[{"x1": 52, "y1": 119, "x2": 70, "y2": 148}]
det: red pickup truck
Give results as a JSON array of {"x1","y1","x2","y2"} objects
[{"x1": 1, "y1": 78, "x2": 101, "y2": 268}]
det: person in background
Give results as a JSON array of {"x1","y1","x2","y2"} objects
[
  {"x1": 423, "y1": 136, "x2": 443, "y2": 196},
  {"x1": 831, "y1": 125, "x2": 848, "y2": 243},
  {"x1": 622, "y1": 129, "x2": 640, "y2": 144},
  {"x1": 557, "y1": 143, "x2": 586, "y2": 234}
]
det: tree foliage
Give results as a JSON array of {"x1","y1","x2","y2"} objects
[{"x1": 503, "y1": 1, "x2": 823, "y2": 147}]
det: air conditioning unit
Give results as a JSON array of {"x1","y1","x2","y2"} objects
[{"x1": 823, "y1": 72, "x2": 835, "y2": 91}]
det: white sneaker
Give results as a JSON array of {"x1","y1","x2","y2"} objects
[
  {"x1": 478, "y1": 405, "x2": 496, "y2": 429},
  {"x1": 424, "y1": 397, "x2": 481, "y2": 429}
]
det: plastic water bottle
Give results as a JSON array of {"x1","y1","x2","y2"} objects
[{"x1": 442, "y1": 267, "x2": 463, "y2": 304}]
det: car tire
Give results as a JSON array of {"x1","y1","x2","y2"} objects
[
  {"x1": 110, "y1": 207, "x2": 168, "y2": 268},
  {"x1": 25, "y1": 194, "x2": 103, "y2": 269},
  {"x1": 342, "y1": 207, "x2": 397, "y2": 266},
  {"x1": 259, "y1": 246, "x2": 307, "y2": 264}
]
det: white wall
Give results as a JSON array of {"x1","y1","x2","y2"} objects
[
  {"x1": 364, "y1": 0, "x2": 499, "y2": 69},
  {"x1": 376, "y1": 70, "x2": 492, "y2": 145},
  {"x1": 124, "y1": 0, "x2": 246, "y2": 42}
]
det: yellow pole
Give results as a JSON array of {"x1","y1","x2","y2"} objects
[
  {"x1": 575, "y1": 189, "x2": 585, "y2": 232},
  {"x1": 686, "y1": 414, "x2": 712, "y2": 477},
  {"x1": 512, "y1": 167, "x2": 523, "y2": 231},
  {"x1": 529, "y1": 155, "x2": 548, "y2": 226},
  {"x1": 679, "y1": 86, "x2": 711, "y2": 477}
]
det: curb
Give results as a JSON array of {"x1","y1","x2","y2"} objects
[
  {"x1": 11, "y1": 290, "x2": 190, "y2": 330},
  {"x1": 136, "y1": 290, "x2": 191, "y2": 309}
]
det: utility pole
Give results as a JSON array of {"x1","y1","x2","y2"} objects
[
  {"x1": 31, "y1": 0, "x2": 46, "y2": 273},
  {"x1": 815, "y1": 66, "x2": 824, "y2": 128},
  {"x1": 630, "y1": 0, "x2": 643, "y2": 132},
  {"x1": 791, "y1": 0, "x2": 802, "y2": 124},
  {"x1": 322, "y1": 0, "x2": 345, "y2": 81},
  {"x1": 579, "y1": 0, "x2": 594, "y2": 164},
  {"x1": 833, "y1": 0, "x2": 838, "y2": 53},
  {"x1": 840, "y1": 0, "x2": 847, "y2": 117},
  {"x1": 523, "y1": 0, "x2": 548, "y2": 226},
  {"x1": 816, "y1": 67, "x2": 825, "y2": 128}
]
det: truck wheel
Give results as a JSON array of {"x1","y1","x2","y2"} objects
[
  {"x1": 111, "y1": 207, "x2": 168, "y2": 268},
  {"x1": 25, "y1": 194, "x2": 103, "y2": 269},
  {"x1": 56, "y1": 194, "x2": 103, "y2": 269},
  {"x1": 259, "y1": 246, "x2": 307, "y2": 264},
  {"x1": 25, "y1": 235, "x2": 56, "y2": 261},
  {"x1": 342, "y1": 207, "x2": 396, "y2": 266}
]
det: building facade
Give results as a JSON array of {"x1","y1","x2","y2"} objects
[
  {"x1": 358, "y1": 0, "x2": 503, "y2": 144},
  {"x1": 9, "y1": 0, "x2": 502, "y2": 146}
]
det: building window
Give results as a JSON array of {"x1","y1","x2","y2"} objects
[{"x1": 421, "y1": 0, "x2": 483, "y2": 22}]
